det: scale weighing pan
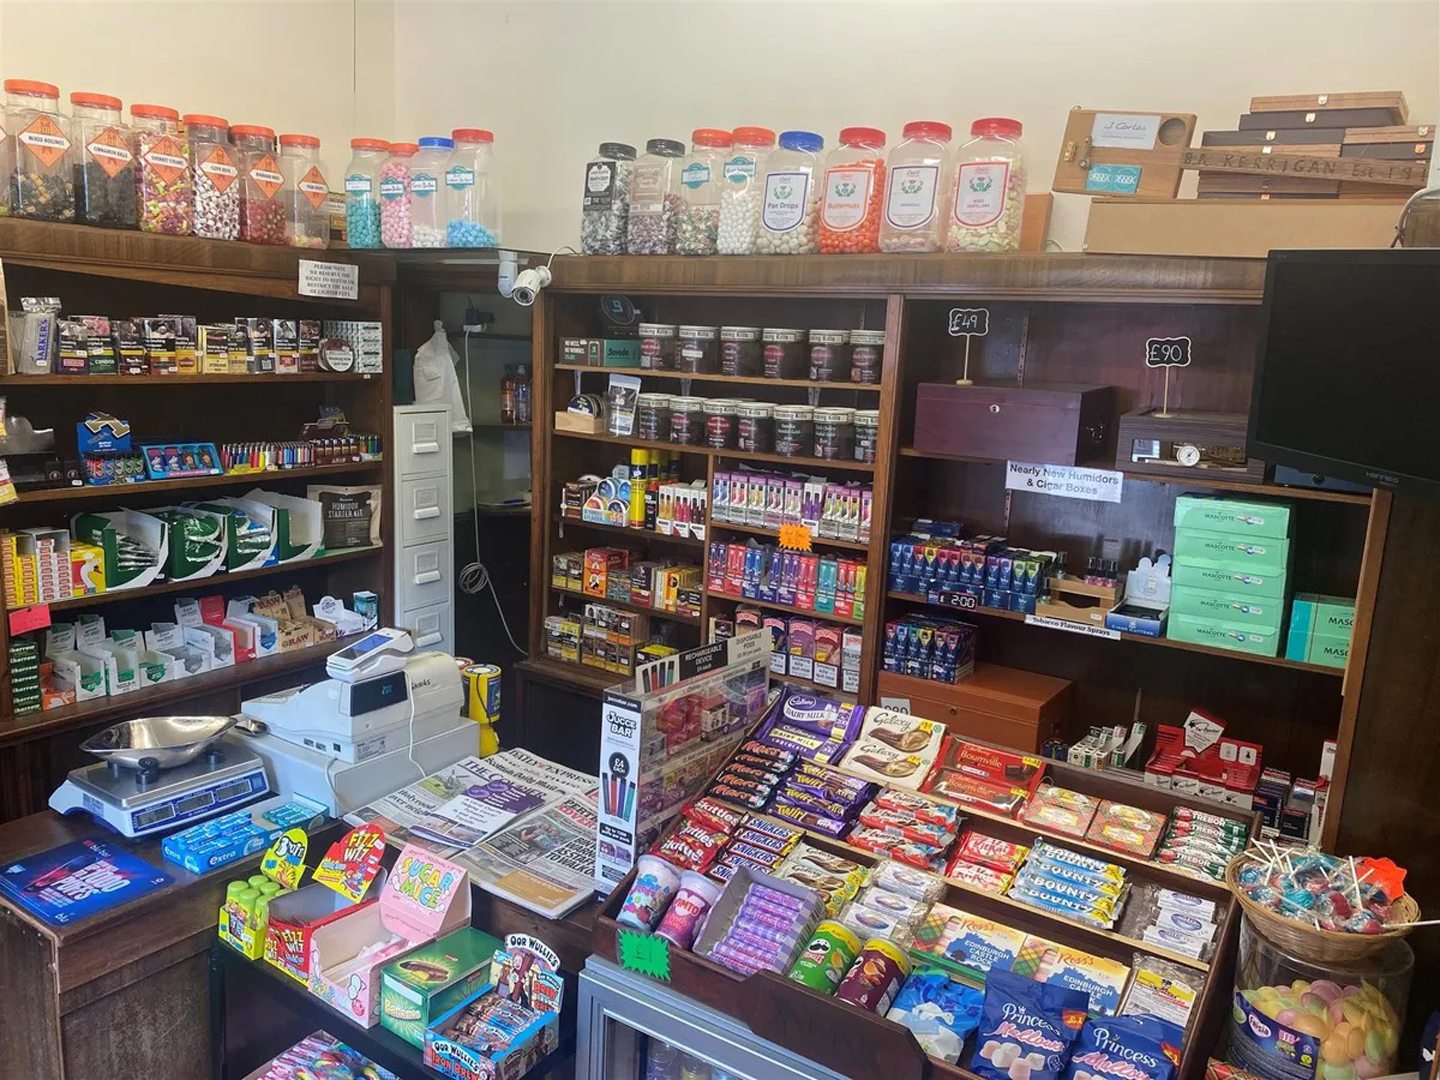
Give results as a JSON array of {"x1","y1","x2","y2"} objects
[{"x1": 80, "y1": 715, "x2": 237, "y2": 770}]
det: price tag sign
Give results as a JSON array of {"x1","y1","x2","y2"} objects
[
  {"x1": 617, "y1": 928, "x2": 672, "y2": 982},
  {"x1": 1144, "y1": 336, "x2": 1192, "y2": 368},
  {"x1": 778, "y1": 523, "x2": 813, "y2": 552},
  {"x1": 948, "y1": 307, "x2": 990, "y2": 337},
  {"x1": 8, "y1": 604, "x2": 51, "y2": 636},
  {"x1": 927, "y1": 590, "x2": 980, "y2": 611}
]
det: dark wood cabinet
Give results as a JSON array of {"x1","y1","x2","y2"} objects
[{"x1": 913, "y1": 382, "x2": 1117, "y2": 466}]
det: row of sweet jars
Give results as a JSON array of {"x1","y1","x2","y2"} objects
[
  {"x1": 579, "y1": 118, "x2": 1026, "y2": 257},
  {"x1": 1, "y1": 79, "x2": 331, "y2": 247},
  {"x1": 343, "y1": 130, "x2": 501, "y2": 250}
]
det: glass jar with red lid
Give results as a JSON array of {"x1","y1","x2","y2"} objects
[
  {"x1": 5, "y1": 79, "x2": 75, "y2": 220},
  {"x1": 675, "y1": 128, "x2": 731, "y2": 255},
  {"x1": 186, "y1": 114, "x2": 240, "y2": 240},
  {"x1": 133, "y1": 104, "x2": 192, "y2": 235},
  {"x1": 880, "y1": 121, "x2": 952, "y2": 252},
  {"x1": 818, "y1": 126, "x2": 887, "y2": 254},
  {"x1": 232, "y1": 124, "x2": 286, "y2": 244},
  {"x1": 71, "y1": 92, "x2": 135, "y2": 228},
  {"x1": 278, "y1": 133, "x2": 329, "y2": 248},
  {"x1": 946, "y1": 117, "x2": 1027, "y2": 253}
]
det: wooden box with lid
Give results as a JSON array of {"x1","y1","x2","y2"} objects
[
  {"x1": 876, "y1": 663, "x2": 1073, "y2": 752},
  {"x1": 912, "y1": 382, "x2": 1116, "y2": 466}
]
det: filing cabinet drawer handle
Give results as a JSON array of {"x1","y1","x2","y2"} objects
[
  {"x1": 415, "y1": 631, "x2": 442, "y2": 646},
  {"x1": 413, "y1": 570, "x2": 442, "y2": 585},
  {"x1": 412, "y1": 507, "x2": 442, "y2": 520},
  {"x1": 411, "y1": 441, "x2": 440, "y2": 454}
]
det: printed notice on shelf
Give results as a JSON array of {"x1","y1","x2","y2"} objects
[
  {"x1": 1026, "y1": 614, "x2": 1121, "y2": 640},
  {"x1": 1090, "y1": 113, "x2": 1160, "y2": 151},
  {"x1": 298, "y1": 259, "x2": 360, "y2": 300},
  {"x1": 1006, "y1": 462, "x2": 1123, "y2": 503}
]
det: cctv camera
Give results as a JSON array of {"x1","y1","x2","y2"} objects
[{"x1": 511, "y1": 266, "x2": 552, "y2": 307}]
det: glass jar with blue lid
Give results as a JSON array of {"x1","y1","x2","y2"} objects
[
  {"x1": 756, "y1": 130, "x2": 823, "y2": 255},
  {"x1": 409, "y1": 136, "x2": 452, "y2": 248}
]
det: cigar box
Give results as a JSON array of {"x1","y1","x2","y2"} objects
[
  {"x1": 877, "y1": 664, "x2": 1072, "y2": 753},
  {"x1": 1202, "y1": 128, "x2": 1346, "y2": 147},
  {"x1": 1196, "y1": 175, "x2": 1340, "y2": 197},
  {"x1": 913, "y1": 383, "x2": 1117, "y2": 467},
  {"x1": 1053, "y1": 107, "x2": 1197, "y2": 197},
  {"x1": 1248, "y1": 91, "x2": 1407, "y2": 124},
  {"x1": 1340, "y1": 126, "x2": 1433, "y2": 160},
  {"x1": 1344, "y1": 123, "x2": 1432, "y2": 143},
  {"x1": 1241, "y1": 108, "x2": 1400, "y2": 131}
]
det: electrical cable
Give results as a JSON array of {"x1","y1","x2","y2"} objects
[
  {"x1": 404, "y1": 665, "x2": 426, "y2": 780},
  {"x1": 456, "y1": 326, "x2": 528, "y2": 657}
]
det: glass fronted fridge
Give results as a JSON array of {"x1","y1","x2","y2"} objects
[{"x1": 576, "y1": 957, "x2": 848, "y2": 1080}]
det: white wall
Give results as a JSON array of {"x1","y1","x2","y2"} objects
[
  {"x1": 1, "y1": 1, "x2": 1435, "y2": 251},
  {"x1": 392, "y1": 0, "x2": 1440, "y2": 252},
  {"x1": 0, "y1": 0, "x2": 397, "y2": 182}
]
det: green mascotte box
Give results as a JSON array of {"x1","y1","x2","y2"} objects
[
  {"x1": 1172, "y1": 528, "x2": 1290, "y2": 576},
  {"x1": 379, "y1": 926, "x2": 502, "y2": 1047},
  {"x1": 1169, "y1": 585, "x2": 1284, "y2": 631},
  {"x1": 1167, "y1": 612, "x2": 1280, "y2": 657},
  {"x1": 1172, "y1": 495, "x2": 1293, "y2": 539}
]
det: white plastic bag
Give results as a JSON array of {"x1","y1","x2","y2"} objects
[{"x1": 413, "y1": 319, "x2": 471, "y2": 432}]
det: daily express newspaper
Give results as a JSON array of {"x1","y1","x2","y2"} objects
[{"x1": 347, "y1": 749, "x2": 599, "y2": 918}]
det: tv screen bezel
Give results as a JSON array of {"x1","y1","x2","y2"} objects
[{"x1": 1248, "y1": 247, "x2": 1440, "y2": 496}]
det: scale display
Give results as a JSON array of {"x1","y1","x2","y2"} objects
[{"x1": 127, "y1": 771, "x2": 267, "y2": 835}]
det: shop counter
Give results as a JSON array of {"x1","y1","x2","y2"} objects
[{"x1": 0, "y1": 812, "x2": 600, "y2": 1079}]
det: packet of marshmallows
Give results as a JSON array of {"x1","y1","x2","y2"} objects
[{"x1": 971, "y1": 969, "x2": 1086, "y2": 1080}]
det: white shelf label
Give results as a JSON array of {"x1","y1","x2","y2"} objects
[{"x1": 298, "y1": 259, "x2": 360, "y2": 300}]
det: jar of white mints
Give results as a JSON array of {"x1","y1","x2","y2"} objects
[
  {"x1": 946, "y1": 118, "x2": 1027, "y2": 254},
  {"x1": 716, "y1": 126, "x2": 775, "y2": 255},
  {"x1": 756, "y1": 130, "x2": 823, "y2": 255}
]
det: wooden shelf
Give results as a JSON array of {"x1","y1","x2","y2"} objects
[
  {"x1": 898, "y1": 447, "x2": 1375, "y2": 507},
  {"x1": 0, "y1": 373, "x2": 379, "y2": 386},
  {"x1": 17, "y1": 547, "x2": 382, "y2": 614},
  {"x1": 0, "y1": 633, "x2": 364, "y2": 746},
  {"x1": 14, "y1": 462, "x2": 383, "y2": 505},
  {"x1": 548, "y1": 251, "x2": 1266, "y2": 300},
  {"x1": 556, "y1": 516, "x2": 705, "y2": 548},
  {"x1": 0, "y1": 216, "x2": 394, "y2": 292},
  {"x1": 556, "y1": 363, "x2": 880, "y2": 393},
  {"x1": 705, "y1": 589, "x2": 864, "y2": 627},
  {"x1": 518, "y1": 655, "x2": 625, "y2": 694},
  {"x1": 709, "y1": 519, "x2": 869, "y2": 553},
  {"x1": 554, "y1": 429, "x2": 876, "y2": 473},
  {"x1": 886, "y1": 590, "x2": 1343, "y2": 676},
  {"x1": 550, "y1": 586, "x2": 701, "y2": 626}
]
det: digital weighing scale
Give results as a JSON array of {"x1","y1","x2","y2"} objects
[{"x1": 49, "y1": 716, "x2": 271, "y2": 839}]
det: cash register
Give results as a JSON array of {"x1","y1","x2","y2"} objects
[{"x1": 234, "y1": 629, "x2": 478, "y2": 815}]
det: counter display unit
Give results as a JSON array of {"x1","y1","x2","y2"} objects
[
  {"x1": 0, "y1": 218, "x2": 395, "y2": 820},
  {"x1": 590, "y1": 722, "x2": 1253, "y2": 1080}
]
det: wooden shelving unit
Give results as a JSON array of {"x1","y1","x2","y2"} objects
[
  {"x1": 0, "y1": 218, "x2": 395, "y2": 819},
  {"x1": 527, "y1": 252, "x2": 1391, "y2": 847}
]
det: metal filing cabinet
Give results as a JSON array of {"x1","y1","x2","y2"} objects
[{"x1": 393, "y1": 405, "x2": 454, "y2": 653}]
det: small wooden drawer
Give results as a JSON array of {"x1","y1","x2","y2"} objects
[
  {"x1": 878, "y1": 664, "x2": 1073, "y2": 752},
  {"x1": 912, "y1": 382, "x2": 1116, "y2": 467}
]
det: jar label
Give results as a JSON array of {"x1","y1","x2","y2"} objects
[
  {"x1": 250, "y1": 155, "x2": 284, "y2": 199},
  {"x1": 446, "y1": 165, "x2": 475, "y2": 190},
  {"x1": 412, "y1": 172, "x2": 438, "y2": 197},
  {"x1": 953, "y1": 161, "x2": 1009, "y2": 228},
  {"x1": 142, "y1": 137, "x2": 188, "y2": 185},
  {"x1": 724, "y1": 154, "x2": 756, "y2": 184},
  {"x1": 885, "y1": 164, "x2": 940, "y2": 228},
  {"x1": 345, "y1": 174, "x2": 372, "y2": 195},
  {"x1": 584, "y1": 161, "x2": 615, "y2": 209},
  {"x1": 629, "y1": 162, "x2": 667, "y2": 214},
  {"x1": 299, "y1": 165, "x2": 329, "y2": 208},
  {"x1": 820, "y1": 166, "x2": 873, "y2": 231},
  {"x1": 200, "y1": 146, "x2": 238, "y2": 192},
  {"x1": 761, "y1": 170, "x2": 810, "y2": 233},
  {"x1": 85, "y1": 127, "x2": 133, "y2": 178},
  {"x1": 681, "y1": 162, "x2": 711, "y2": 190},
  {"x1": 380, "y1": 176, "x2": 406, "y2": 201},
  {"x1": 17, "y1": 114, "x2": 70, "y2": 168}
]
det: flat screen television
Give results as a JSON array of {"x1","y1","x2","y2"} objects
[{"x1": 1249, "y1": 248, "x2": 1440, "y2": 494}]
